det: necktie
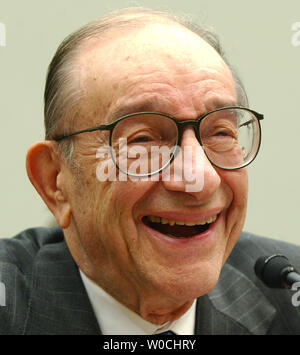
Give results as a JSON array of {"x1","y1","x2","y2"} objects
[{"x1": 155, "y1": 330, "x2": 176, "y2": 335}]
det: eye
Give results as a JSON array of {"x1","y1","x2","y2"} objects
[
  {"x1": 213, "y1": 121, "x2": 238, "y2": 139},
  {"x1": 127, "y1": 132, "x2": 157, "y2": 145},
  {"x1": 130, "y1": 135, "x2": 153, "y2": 143},
  {"x1": 210, "y1": 126, "x2": 237, "y2": 139},
  {"x1": 127, "y1": 128, "x2": 165, "y2": 145},
  {"x1": 214, "y1": 130, "x2": 230, "y2": 137}
]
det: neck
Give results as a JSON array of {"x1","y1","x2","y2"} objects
[
  {"x1": 82, "y1": 267, "x2": 194, "y2": 325},
  {"x1": 134, "y1": 299, "x2": 194, "y2": 325}
]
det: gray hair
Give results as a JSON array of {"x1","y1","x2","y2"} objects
[{"x1": 44, "y1": 7, "x2": 248, "y2": 162}]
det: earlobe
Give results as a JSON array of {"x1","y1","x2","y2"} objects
[{"x1": 26, "y1": 141, "x2": 71, "y2": 229}]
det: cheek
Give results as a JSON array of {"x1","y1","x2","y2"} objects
[
  {"x1": 107, "y1": 180, "x2": 157, "y2": 212},
  {"x1": 218, "y1": 168, "x2": 248, "y2": 261},
  {"x1": 219, "y1": 168, "x2": 248, "y2": 207},
  {"x1": 94, "y1": 177, "x2": 158, "y2": 231}
]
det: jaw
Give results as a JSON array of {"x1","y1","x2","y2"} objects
[{"x1": 131, "y1": 210, "x2": 228, "y2": 293}]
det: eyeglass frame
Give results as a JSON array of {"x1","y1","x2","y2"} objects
[{"x1": 53, "y1": 106, "x2": 264, "y2": 174}]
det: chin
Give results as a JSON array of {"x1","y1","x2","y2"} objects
[{"x1": 150, "y1": 261, "x2": 223, "y2": 303}]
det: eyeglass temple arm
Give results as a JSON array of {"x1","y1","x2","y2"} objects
[
  {"x1": 238, "y1": 114, "x2": 264, "y2": 128},
  {"x1": 53, "y1": 123, "x2": 111, "y2": 141},
  {"x1": 53, "y1": 110, "x2": 264, "y2": 140}
]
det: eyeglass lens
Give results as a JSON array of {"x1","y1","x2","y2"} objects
[
  {"x1": 200, "y1": 108, "x2": 260, "y2": 170},
  {"x1": 110, "y1": 108, "x2": 260, "y2": 176}
]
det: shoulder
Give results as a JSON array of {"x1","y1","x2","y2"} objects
[
  {"x1": 230, "y1": 231, "x2": 300, "y2": 272},
  {"x1": 0, "y1": 226, "x2": 64, "y2": 274},
  {"x1": 0, "y1": 226, "x2": 64, "y2": 334},
  {"x1": 226, "y1": 231, "x2": 300, "y2": 334}
]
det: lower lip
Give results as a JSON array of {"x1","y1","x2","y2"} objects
[{"x1": 141, "y1": 215, "x2": 219, "y2": 249}]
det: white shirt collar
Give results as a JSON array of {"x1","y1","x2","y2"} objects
[{"x1": 80, "y1": 270, "x2": 196, "y2": 335}]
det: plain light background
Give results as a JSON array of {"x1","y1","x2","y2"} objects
[{"x1": 1, "y1": 0, "x2": 300, "y2": 244}]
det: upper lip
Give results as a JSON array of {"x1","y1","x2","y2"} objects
[{"x1": 139, "y1": 208, "x2": 224, "y2": 223}]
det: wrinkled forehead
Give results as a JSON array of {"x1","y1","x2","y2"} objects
[{"x1": 76, "y1": 22, "x2": 234, "y2": 123}]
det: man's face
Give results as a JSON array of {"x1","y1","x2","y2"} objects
[{"x1": 62, "y1": 22, "x2": 248, "y2": 321}]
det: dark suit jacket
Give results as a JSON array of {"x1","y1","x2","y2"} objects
[{"x1": 0, "y1": 227, "x2": 300, "y2": 335}]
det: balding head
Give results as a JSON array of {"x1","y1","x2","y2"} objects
[{"x1": 44, "y1": 7, "x2": 247, "y2": 160}]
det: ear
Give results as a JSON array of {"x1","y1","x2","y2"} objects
[{"x1": 26, "y1": 141, "x2": 71, "y2": 229}]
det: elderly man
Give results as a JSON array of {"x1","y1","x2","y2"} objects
[{"x1": 1, "y1": 7, "x2": 300, "y2": 335}]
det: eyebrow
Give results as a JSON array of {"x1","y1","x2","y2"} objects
[
  {"x1": 108, "y1": 96, "x2": 239, "y2": 123},
  {"x1": 110, "y1": 98, "x2": 162, "y2": 122},
  {"x1": 206, "y1": 97, "x2": 238, "y2": 111}
]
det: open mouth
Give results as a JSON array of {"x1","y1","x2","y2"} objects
[{"x1": 142, "y1": 215, "x2": 217, "y2": 238}]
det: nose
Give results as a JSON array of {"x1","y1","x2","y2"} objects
[{"x1": 162, "y1": 127, "x2": 221, "y2": 200}]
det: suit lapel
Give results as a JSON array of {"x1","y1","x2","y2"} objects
[
  {"x1": 195, "y1": 262, "x2": 276, "y2": 335},
  {"x1": 22, "y1": 228, "x2": 276, "y2": 335},
  {"x1": 23, "y1": 238, "x2": 100, "y2": 335}
]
